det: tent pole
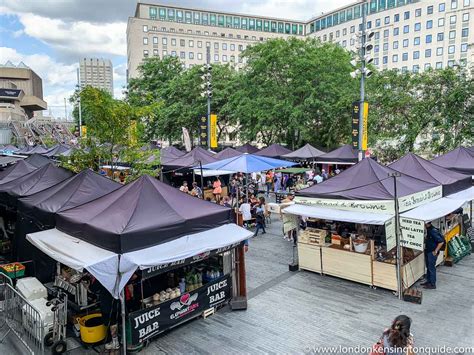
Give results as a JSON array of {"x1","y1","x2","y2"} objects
[
  {"x1": 199, "y1": 160, "x2": 204, "y2": 195},
  {"x1": 120, "y1": 288, "x2": 127, "y2": 355},
  {"x1": 470, "y1": 200, "x2": 473, "y2": 228},
  {"x1": 390, "y1": 172, "x2": 403, "y2": 300}
]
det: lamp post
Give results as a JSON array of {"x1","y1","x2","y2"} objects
[
  {"x1": 389, "y1": 171, "x2": 403, "y2": 300},
  {"x1": 200, "y1": 46, "x2": 212, "y2": 148},
  {"x1": 76, "y1": 68, "x2": 83, "y2": 137}
]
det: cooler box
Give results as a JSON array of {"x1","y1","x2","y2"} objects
[
  {"x1": 22, "y1": 298, "x2": 54, "y2": 341},
  {"x1": 16, "y1": 277, "x2": 47, "y2": 302}
]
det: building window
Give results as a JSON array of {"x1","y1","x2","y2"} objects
[
  {"x1": 189, "y1": 52, "x2": 194, "y2": 59},
  {"x1": 179, "y1": 51, "x2": 184, "y2": 59},
  {"x1": 180, "y1": 39, "x2": 185, "y2": 47},
  {"x1": 350, "y1": 26, "x2": 355, "y2": 33},
  {"x1": 414, "y1": 37, "x2": 420, "y2": 45},
  {"x1": 436, "y1": 62, "x2": 443, "y2": 69},
  {"x1": 214, "y1": 42, "x2": 219, "y2": 49},
  {"x1": 404, "y1": 11, "x2": 410, "y2": 20},
  {"x1": 153, "y1": 37, "x2": 158, "y2": 44},
  {"x1": 415, "y1": 8, "x2": 422, "y2": 17},
  {"x1": 451, "y1": 0, "x2": 458, "y2": 9},
  {"x1": 238, "y1": 45, "x2": 243, "y2": 51},
  {"x1": 448, "y1": 60, "x2": 455, "y2": 67},
  {"x1": 462, "y1": 12, "x2": 470, "y2": 21},
  {"x1": 425, "y1": 63, "x2": 432, "y2": 70},
  {"x1": 402, "y1": 52, "x2": 408, "y2": 61},
  {"x1": 374, "y1": 45, "x2": 380, "y2": 53},
  {"x1": 393, "y1": 40, "x2": 399, "y2": 49},
  {"x1": 153, "y1": 49, "x2": 158, "y2": 56},
  {"x1": 230, "y1": 44, "x2": 235, "y2": 51},
  {"x1": 437, "y1": 33, "x2": 444, "y2": 41},
  {"x1": 461, "y1": 43, "x2": 468, "y2": 52},
  {"x1": 383, "y1": 29, "x2": 389, "y2": 38},
  {"x1": 375, "y1": 32, "x2": 380, "y2": 40},
  {"x1": 343, "y1": 28, "x2": 347, "y2": 35},
  {"x1": 438, "y1": 18, "x2": 444, "y2": 27},
  {"x1": 394, "y1": 13, "x2": 400, "y2": 22},
  {"x1": 222, "y1": 55, "x2": 227, "y2": 62},
  {"x1": 375, "y1": 19, "x2": 381, "y2": 27},
  {"x1": 425, "y1": 49, "x2": 432, "y2": 57},
  {"x1": 143, "y1": 37, "x2": 148, "y2": 45},
  {"x1": 214, "y1": 54, "x2": 219, "y2": 62},
  {"x1": 448, "y1": 45, "x2": 455, "y2": 54},
  {"x1": 393, "y1": 27, "x2": 399, "y2": 36},
  {"x1": 143, "y1": 25, "x2": 148, "y2": 33},
  {"x1": 383, "y1": 43, "x2": 389, "y2": 51},
  {"x1": 449, "y1": 30, "x2": 456, "y2": 39},
  {"x1": 171, "y1": 51, "x2": 176, "y2": 57},
  {"x1": 462, "y1": 28, "x2": 469, "y2": 37},
  {"x1": 439, "y1": 3, "x2": 446, "y2": 12},
  {"x1": 143, "y1": 50, "x2": 149, "y2": 57},
  {"x1": 222, "y1": 43, "x2": 227, "y2": 50},
  {"x1": 403, "y1": 25, "x2": 409, "y2": 33},
  {"x1": 437, "y1": 47, "x2": 443, "y2": 55},
  {"x1": 383, "y1": 56, "x2": 388, "y2": 64},
  {"x1": 162, "y1": 37, "x2": 167, "y2": 45},
  {"x1": 413, "y1": 65, "x2": 420, "y2": 73},
  {"x1": 171, "y1": 38, "x2": 176, "y2": 46},
  {"x1": 464, "y1": 0, "x2": 471, "y2": 6},
  {"x1": 403, "y1": 39, "x2": 409, "y2": 47},
  {"x1": 426, "y1": 20, "x2": 433, "y2": 29},
  {"x1": 450, "y1": 15, "x2": 456, "y2": 24},
  {"x1": 427, "y1": 6, "x2": 434, "y2": 14},
  {"x1": 426, "y1": 34, "x2": 432, "y2": 43},
  {"x1": 198, "y1": 41, "x2": 202, "y2": 48},
  {"x1": 393, "y1": 54, "x2": 398, "y2": 62},
  {"x1": 373, "y1": 58, "x2": 379, "y2": 65},
  {"x1": 413, "y1": 51, "x2": 420, "y2": 59},
  {"x1": 197, "y1": 53, "x2": 203, "y2": 60},
  {"x1": 384, "y1": 16, "x2": 390, "y2": 25},
  {"x1": 415, "y1": 23, "x2": 421, "y2": 31},
  {"x1": 367, "y1": 20, "x2": 372, "y2": 29}
]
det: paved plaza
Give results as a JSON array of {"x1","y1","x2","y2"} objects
[{"x1": 1, "y1": 216, "x2": 473, "y2": 354}]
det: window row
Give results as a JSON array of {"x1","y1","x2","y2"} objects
[
  {"x1": 142, "y1": 49, "x2": 244, "y2": 63},
  {"x1": 148, "y1": 7, "x2": 304, "y2": 35},
  {"x1": 142, "y1": 37, "x2": 247, "y2": 51}
]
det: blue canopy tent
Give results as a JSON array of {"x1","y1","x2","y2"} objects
[{"x1": 199, "y1": 153, "x2": 296, "y2": 174}]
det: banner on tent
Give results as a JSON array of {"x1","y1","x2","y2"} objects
[
  {"x1": 384, "y1": 217, "x2": 396, "y2": 252},
  {"x1": 398, "y1": 186, "x2": 442, "y2": 213},
  {"x1": 400, "y1": 217, "x2": 424, "y2": 251},
  {"x1": 128, "y1": 274, "x2": 231, "y2": 344},
  {"x1": 142, "y1": 242, "x2": 243, "y2": 279},
  {"x1": 294, "y1": 196, "x2": 393, "y2": 214}
]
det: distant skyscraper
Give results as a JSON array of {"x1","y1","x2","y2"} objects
[{"x1": 79, "y1": 58, "x2": 114, "y2": 96}]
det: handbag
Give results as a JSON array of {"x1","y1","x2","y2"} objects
[{"x1": 369, "y1": 340, "x2": 384, "y2": 355}]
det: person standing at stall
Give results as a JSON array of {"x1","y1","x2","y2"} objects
[
  {"x1": 422, "y1": 221, "x2": 445, "y2": 289},
  {"x1": 213, "y1": 176, "x2": 222, "y2": 202},
  {"x1": 179, "y1": 181, "x2": 189, "y2": 193},
  {"x1": 190, "y1": 182, "x2": 203, "y2": 199},
  {"x1": 265, "y1": 170, "x2": 273, "y2": 196}
]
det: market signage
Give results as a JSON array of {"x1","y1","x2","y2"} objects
[
  {"x1": 398, "y1": 186, "x2": 442, "y2": 213},
  {"x1": 199, "y1": 116, "x2": 208, "y2": 147},
  {"x1": 143, "y1": 242, "x2": 242, "y2": 279},
  {"x1": 351, "y1": 101, "x2": 360, "y2": 149},
  {"x1": 128, "y1": 274, "x2": 232, "y2": 344},
  {"x1": 210, "y1": 114, "x2": 218, "y2": 148},
  {"x1": 384, "y1": 217, "x2": 396, "y2": 251},
  {"x1": 294, "y1": 196, "x2": 393, "y2": 214},
  {"x1": 400, "y1": 217, "x2": 424, "y2": 251}
]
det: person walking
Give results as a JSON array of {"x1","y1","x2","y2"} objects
[
  {"x1": 254, "y1": 202, "x2": 266, "y2": 236},
  {"x1": 422, "y1": 221, "x2": 445, "y2": 289},
  {"x1": 372, "y1": 315, "x2": 414, "y2": 355}
]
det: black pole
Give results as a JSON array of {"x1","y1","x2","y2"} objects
[
  {"x1": 390, "y1": 172, "x2": 403, "y2": 300},
  {"x1": 199, "y1": 160, "x2": 204, "y2": 197}
]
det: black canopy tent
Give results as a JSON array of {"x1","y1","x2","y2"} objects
[
  {"x1": 43, "y1": 144, "x2": 71, "y2": 158},
  {"x1": 235, "y1": 143, "x2": 259, "y2": 154},
  {"x1": 313, "y1": 144, "x2": 358, "y2": 165},
  {"x1": 215, "y1": 147, "x2": 242, "y2": 161},
  {"x1": 389, "y1": 152, "x2": 471, "y2": 196},
  {"x1": 24, "y1": 153, "x2": 52, "y2": 168},
  {"x1": 15, "y1": 169, "x2": 121, "y2": 281},
  {"x1": 56, "y1": 175, "x2": 232, "y2": 254},
  {"x1": 431, "y1": 146, "x2": 474, "y2": 176},
  {"x1": 0, "y1": 160, "x2": 36, "y2": 184},
  {"x1": 162, "y1": 147, "x2": 216, "y2": 170},
  {"x1": 160, "y1": 146, "x2": 185, "y2": 165},
  {"x1": 255, "y1": 143, "x2": 292, "y2": 158},
  {"x1": 282, "y1": 143, "x2": 324, "y2": 160}
]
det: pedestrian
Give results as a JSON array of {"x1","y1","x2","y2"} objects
[
  {"x1": 335, "y1": 167, "x2": 341, "y2": 175},
  {"x1": 286, "y1": 175, "x2": 294, "y2": 191},
  {"x1": 222, "y1": 196, "x2": 231, "y2": 208},
  {"x1": 313, "y1": 173, "x2": 323, "y2": 184},
  {"x1": 274, "y1": 171, "x2": 282, "y2": 192},
  {"x1": 213, "y1": 176, "x2": 222, "y2": 202},
  {"x1": 321, "y1": 169, "x2": 329, "y2": 180},
  {"x1": 422, "y1": 221, "x2": 445, "y2": 289},
  {"x1": 179, "y1": 181, "x2": 189, "y2": 193},
  {"x1": 265, "y1": 170, "x2": 273, "y2": 196},
  {"x1": 254, "y1": 202, "x2": 266, "y2": 236},
  {"x1": 190, "y1": 182, "x2": 203, "y2": 199},
  {"x1": 239, "y1": 198, "x2": 252, "y2": 228},
  {"x1": 371, "y1": 315, "x2": 414, "y2": 355}
]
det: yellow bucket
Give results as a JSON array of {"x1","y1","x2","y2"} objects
[{"x1": 77, "y1": 313, "x2": 107, "y2": 344}]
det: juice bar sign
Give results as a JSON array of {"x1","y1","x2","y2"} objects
[{"x1": 129, "y1": 274, "x2": 232, "y2": 344}]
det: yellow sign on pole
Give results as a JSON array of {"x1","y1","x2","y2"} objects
[
  {"x1": 362, "y1": 102, "x2": 369, "y2": 150},
  {"x1": 210, "y1": 114, "x2": 218, "y2": 148},
  {"x1": 81, "y1": 125, "x2": 87, "y2": 137}
]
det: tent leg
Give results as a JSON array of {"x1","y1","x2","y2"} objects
[
  {"x1": 470, "y1": 200, "x2": 473, "y2": 228},
  {"x1": 120, "y1": 289, "x2": 127, "y2": 355}
]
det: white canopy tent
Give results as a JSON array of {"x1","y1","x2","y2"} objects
[
  {"x1": 446, "y1": 186, "x2": 474, "y2": 203},
  {"x1": 282, "y1": 203, "x2": 393, "y2": 225},
  {"x1": 27, "y1": 223, "x2": 253, "y2": 298},
  {"x1": 192, "y1": 168, "x2": 235, "y2": 177}
]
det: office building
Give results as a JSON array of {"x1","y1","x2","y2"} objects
[
  {"x1": 127, "y1": 1, "x2": 473, "y2": 79},
  {"x1": 79, "y1": 58, "x2": 114, "y2": 96}
]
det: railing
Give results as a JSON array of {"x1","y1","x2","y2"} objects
[{"x1": 0, "y1": 275, "x2": 45, "y2": 355}]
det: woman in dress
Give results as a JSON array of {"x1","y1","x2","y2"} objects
[{"x1": 212, "y1": 176, "x2": 223, "y2": 202}]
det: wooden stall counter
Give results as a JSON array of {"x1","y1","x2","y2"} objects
[
  {"x1": 298, "y1": 242, "x2": 322, "y2": 273},
  {"x1": 372, "y1": 252, "x2": 425, "y2": 291}
]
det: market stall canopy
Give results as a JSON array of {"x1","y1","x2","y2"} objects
[
  {"x1": 314, "y1": 144, "x2": 358, "y2": 164},
  {"x1": 255, "y1": 143, "x2": 292, "y2": 158},
  {"x1": 18, "y1": 169, "x2": 121, "y2": 226},
  {"x1": 445, "y1": 186, "x2": 474, "y2": 203},
  {"x1": 214, "y1": 147, "x2": 242, "y2": 160},
  {"x1": 275, "y1": 168, "x2": 312, "y2": 174},
  {"x1": 193, "y1": 169, "x2": 235, "y2": 177},
  {"x1": 162, "y1": 147, "x2": 216, "y2": 169},
  {"x1": 283, "y1": 203, "x2": 392, "y2": 225},
  {"x1": 400, "y1": 197, "x2": 466, "y2": 222},
  {"x1": 389, "y1": 153, "x2": 471, "y2": 196},
  {"x1": 0, "y1": 160, "x2": 36, "y2": 184},
  {"x1": 21, "y1": 145, "x2": 50, "y2": 155},
  {"x1": 27, "y1": 222, "x2": 253, "y2": 298},
  {"x1": 43, "y1": 144, "x2": 71, "y2": 158},
  {"x1": 24, "y1": 153, "x2": 51, "y2": 168},
  {"x1": 56, "y1": 175, "x2": 232, "y2": 254},
  {"x1": 431, "y1": 146, "x2": 474, "y2": 176},
  {"x1": 0, "y1": 145, "x2": 19, "y2": 153},
  {"x1": 0, "y1": 163, "x2": 73, "y2": 208},
  {"x1": 235, "y1": 143, "x2": 259, "y2": 154},
  {"x1": 200, "y1": 153, "x2": 296, "y2": 174},
  {"x1": 297, "y1": 157, "x2": 439, "y2": 200},
  {"x1": 282, "y1": 143, "x2": 325, "y2": 160},
  {"x1": 160, "y1": 146, "x2": 185, "y2": 165},
  {"x1": 0, "y1": 155, "x2": 24, "y2": 166}
]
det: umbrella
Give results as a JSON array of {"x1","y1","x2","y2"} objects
[
  {"x1": 255, "y1": 143, "x2": 292, "y2": 158},
  {"x1": 200, "y1": 153, "x2": 296, "y2": 174},
  {"x1": 215, "y1": 147, "x2": 242, "y2": 160},
  {"x1": 282, "y1": 143, "x2": 325, "y2": 160},
  {"x1": 235, "y1": 143, "x2": 259, "y2": 154}
]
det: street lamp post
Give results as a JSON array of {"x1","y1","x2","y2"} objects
[
  {"x1": 389, "y1": 171, "x2": 403, "y2": 300},
  {"x1": 200, "y1": 47, "x2": 213, "y2": 149},
  {"x1": 76, "y1": 68, "x2": 82, "y2": 137},
  {"x1": 359, "y1": 1, "x2": 367, "y2": 162}
]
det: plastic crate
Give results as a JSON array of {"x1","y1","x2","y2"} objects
[{"x1": 0, "y1": 262, "x2": 25, "y2": 279}]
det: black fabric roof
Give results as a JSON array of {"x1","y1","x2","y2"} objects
[
  {"x1": 235, "y1": 143, "x2": 259, "y2": 154},
  {"x1": 255, "y1": 143, "x2": 292, "y2": 158},
  {"x1": 55, "y1": 175, "x2": 232, "y2": 253},
  {"x1": 0, "y1": 163, "x2": 73, "y2": 208},
  {"x1": 0, "y1": 160, "x2": 36, "y2": 184},
  {"x1": 389, "y1": 153, "x2": 471, "y2": 196},
  {"x1": 162, "y1": 147, "x2": 216, "y2": 169},
  {"x1": 44, "y1": 144, "x2": 71, "y2": 157},
  {"x1": 215, "y1": 147, "x2": 242, "y2": 160},
  {"x1": 282, "y1": 143, "x2": 325, "y2": 160},
  {"x1": 297, "y1": 157, "x2": 438, "y2": 200},
  {"x1": 313, "y1": 144, "x2": 358, "y2": 164},
  {"x1": 18, "y1": 169, "x2": 121, "y2": 227},
  {"x1": 160, "y1": 146, "x2": 185, "y2": 165},
  {"x1": 431, "y1": 147, "x2": 474, "y2": 176},
  {"x1": 24, "y1": 154, "x2": 52, "y2": 168}
]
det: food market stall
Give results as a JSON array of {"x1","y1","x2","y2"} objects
[
  {"x1": 284, "y1": 158, "x2": 445, "y2": 292},
  {"x1": 26, "y1": 175, "x2": 253, "y2": 351},
  {"x1": 312, "y1": 144, "x2": 358, "y2": 174}
]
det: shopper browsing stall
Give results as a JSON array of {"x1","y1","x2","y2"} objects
[{"x1": 422, "y1": 222, "x2": 445, "y2": 289}]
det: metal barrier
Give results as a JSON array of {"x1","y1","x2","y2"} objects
[{"x1": 0, "y1": 275, "x2": 45, "y2": 355}]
